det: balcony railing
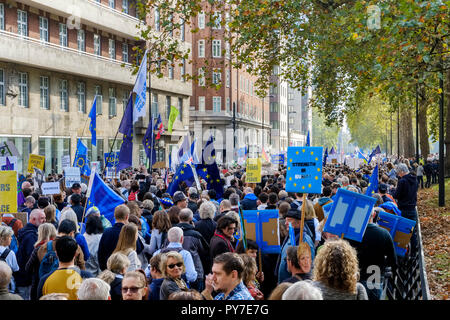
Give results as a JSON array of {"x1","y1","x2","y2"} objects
[{"x1": 87, "y1": 0, "x2": 141, "y2": 23}]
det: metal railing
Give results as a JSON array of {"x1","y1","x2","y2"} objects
[{"x1": 382, "y1": 215, "x2": 431, "y2": 300}]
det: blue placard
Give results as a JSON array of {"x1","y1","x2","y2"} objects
[
  {"x1": 242, "y1": 210, "x2": 280, "y2": 254},
  {"x1": 271, "y1": 154, "x2": 285, "y2": 164},
  {"x1": 377, "y1": 211, "x2": 416, "y2": 256},
  {"x1": 285, "y1": 146, "x2": 323, "y2": 194},
  {"x1": 323, "y1": 188, "x2": 377, "y2": 242},
  {"x1": 104, "y1": 152, "x2": 119, "y2": 167}
]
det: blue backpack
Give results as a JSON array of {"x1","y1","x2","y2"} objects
[{"x1": 38, "y1": 241, "x2": 59, "y2": 278}]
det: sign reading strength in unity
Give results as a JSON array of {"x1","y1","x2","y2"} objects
[
  {"x1": 246, "y1": 158, "x2": 261, "y2": 183},
  {"x1": 242, "y1": 209, "x2": 280, "y2": 254},
  {"x1": 27, "y1": 154, "x2": 45, "y2": 174},
  {"x1": 324, "y1": 188, "x2": 377, "y2": 242},
  {"x1": 0, "y1": 171, "x2": 17, "y2": 213},
  {"x1": 285, "y1": 146, "x2": 323, "y2": 194}
]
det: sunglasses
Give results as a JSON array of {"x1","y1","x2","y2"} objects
[
  {"x1": 121, "y1": 286, "x2": 144, "y2": 293},
  {"x1": 168, "y1": 262, "x2": 183, "y2": 269}
]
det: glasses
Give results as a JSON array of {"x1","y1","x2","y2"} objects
[
  {"x1": 121, "y1": 286, "x2": 144, "y2": 293},
  {"x1": 167, "y1": 262, "x2": 183, "y2": 269}
]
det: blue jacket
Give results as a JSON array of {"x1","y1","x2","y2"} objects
[
  {"x1": 97, "y1": 223, "x2": 143, "y2": 271},
  {"x1": 75, "y1": 233, "x2": 90, "y2": 261},
  {"x1": 149, "y1": 278, "x2": 164, "y2": 300},
  {"x1": 240, "y1": 193, "x2": 258, "y2": 210},
  {"x1": 14, "y1": 223, "x2": 38, "y2": 287}
]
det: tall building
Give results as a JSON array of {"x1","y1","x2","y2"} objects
[
  {"x1": 0, "y1": 0, "x2": 191, "y2": 173},
  {"x1": 189, "y1": 2, "x2": 270, "y2": 164},
  {"x1": 269, "y1": 67, "x2": 288, "y2": 154},
  {"x1": 287, "y1": 85, "x2": 312, "y2": 147}
]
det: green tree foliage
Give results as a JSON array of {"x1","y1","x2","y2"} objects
[{"x1": 312, "y1": 109, "x2": 340, "y2": 148}]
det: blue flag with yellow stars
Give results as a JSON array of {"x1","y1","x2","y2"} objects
[
  {"x1": 73, "y1": 139, "x2": 91, "y2": 176},
  {"x1": 167, "y1": 162, "x2": 196, "y2": 196},
  {"x1": 196, "y1": 162, "x2": 224, "y2": 199},
  {"x1": 142, "y1": 116, "x2": 156, "y2": 166},
  {"x1": 117, "y1": 94, "x2": 133, "y2": 171},
  {"x1": 365, "y1": 164, "x2": 379, "y2": 196},
  {"x1": 89, "y1": 96, "x2": 97, "y2": 146}
]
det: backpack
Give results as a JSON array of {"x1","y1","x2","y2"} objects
[
  {"x1": 38, "y1": 241, "x2": 59, "y2": 278},
  {"x1": 0, "y1": 248, "x2": 10, "y2": 262}
]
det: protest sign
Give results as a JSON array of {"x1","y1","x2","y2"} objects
[
  {"x1": 271, "y1": 154, "x2": 285, "y2": 165},
  {"x1": 27, "y1": 154, "x2": 45, "y2": 174},
  {"x1": 246, "y1": 158, "x2": 261, "y2": 183},
  {"x1": 242, "y1": 209, "x2": 280, "y2": 254},
  {"x1": 41, "y1": 182, "x2": 61, "y2": 195},
  {"x1": 323, "y1": 188, "x2": 377, "y2": 242},
  {"x1": 285, "y1": 146, "x2": 323, "y2": 194},
  {"x1": 61, "y1": 155, "x2": 71, "y2": 170},
  {"x1": 64, "y1": 167, "x2": 81, "y2": 188},
  {"x1": 106, "y1": 167, "x2": 118, "y2": 179},
  {"x1": 377, "y1": 211, "x2": 416, "y2": 256},
  {"x1": 0, "y1": 141, "x2": 20, "y2": 157},
  {"x1": 0, "y1": 171, "x2": 17, "y2": 213},
  {"x1": 0, "y1": 157, "x2": 18, "y2": 179},
  {"x1": 104, "y1": 152, "x2": 119, "y2": 168}
]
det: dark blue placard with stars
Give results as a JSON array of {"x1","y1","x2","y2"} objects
[{"x1": 285, "y1": 146, "x2": 323, "y2": 194}]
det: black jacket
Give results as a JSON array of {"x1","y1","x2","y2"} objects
[
  {"x1": 348, "y1": 223, "x2": 397, "y2": 281},
  {"x1": 209, "y1": 230, "x2": 234, "y2": 260},
  {"x1": 14, "y1": 223, "x2": 38, "y2": 287},
  {"x1": 176, "y1": 222, "x2": 209, "y2": 279},
  {"x1": 392, "y1": 173, "x2": 418, "y2": 211},
  {"x1": 194, "y1": 218, "x2": 217, "y2": 244},
  {"x1": 71, "y1": 204, "x2": 85, "y2": 223}
]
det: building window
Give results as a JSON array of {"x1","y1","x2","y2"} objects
[
  {"x1": 270, "y1": 102, "x2": 279, "y2": 112},
  {"x1": 226, "y1": 97, "x2": 230, "y2": 113},
  {"x1": 59, "y1": 23, "x2": 67, "y2": 47},
  {"x1": 122, "y1": 0, "x2": 129, "y2": 14},
  {"x1": 168, "y1": 60, "x2": 174, "y2": 79},
  {"x1": 271, "y1": 120, "x2": 279, "y2": 129},
  {"x1": 95, "y1": 85, "x2": 103, "y2": 115},
  {"x1": 18, "y1": 72, "x2": 28, "y2": 107},
  {"x1": 212, "y1": 12, "x2": 221, "y2": 29},
  {"x1": 226, "y1": 70, "x2": 230, "y2": 88},
  {"x1": 212, "y1": 40, "x2": 221, "y2": 58},
  {"x1": 94, "y1": 34, "x2": 101, "y2": 56},
  {"x1": 109, "y1": 39, "x2": 116, "y2": 60},
  {"x1": 155, "y1": 7, "x2": 160, "y2": 32},
  {"x1": 77, "y1": 29, "x2": 85, "y2": 52},
  {"x1": 17, "y1": 10, "x2": 28, "y2": 37},
  {"x1": 225, "y1": 42, "x2": 230, "y2": 59},
  {"x1": 77, "y1": 82, "x2": 86, "y2": 113},
  {"x1": 198, "y1": 96, "x2": 205, "y2": 112},
  {"x1": 213, "y1": 97, "x2": 221, "y2": 112},
  {"x1": 40, "y1": 76, "x2": 49, "y2": 110},
  {"x1": 109, "y1": 0, "x2": 115, "y2": 9},
  {"x1": 122, "y1": 91, "x2": 129, "y2": 112},
  {"x1": 151, "y1": 93, "x2": 158, "y2": 118},
  {"x1": 59, "y1": 79, "x2": 68, "y2": 111},
  {"x1": 198, "y1": 68, "x2": 205, "y2": 86},
  {"x1": 122, "y1": 43, "x2": 128, "y2": 62},
  {"x1": 181, "y1": 59, "x2": 185, "y2": 82},
  {"x1": 168, "y1": 13, "x2": 174, "y2": 37},
  {"x1": 0, "y1": 69, "x2": 4, "y2": 105},
  {"x1": 178, "y1": 97, "x2": 183, "y2": 121},
  {"x1": 198, "y1": 11, "x2": 205, "y2": 29},
  {"x1": 166, "y1": 96, "x2": 171, "y2": 119},
  {"x1": 109, "y1": 88, "x2": 116, "y2": 117},
  {"x1": 198, "y1": 40, "x2": 205, "y2": 58},
  {"x1": 212, "y1": 69, "x2": 221, "y2": 85},
  {"x1": 180, "y1": 17, "x2": 185, "y2": 41},
  {"x1": 225, "y1": 12, "x2": 230, "y2": 31},
  {"x1": 0, "y1": 4, "x2": 4, "y2": 31},
  {"x1": 39, "y1": 17, "x2": 48, "y2": 42}
]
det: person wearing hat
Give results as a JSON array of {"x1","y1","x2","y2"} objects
[
  {"x1": 275, "y1": 209, "x2": 315, "y2": 284},
  {"x1": 160, "y1": 198, "x2": 174, "y2": 211},
  {"x1": 187, "y1": 187, "x2": 199, "y2": 215},
  {"x1": 173, "y1": 191, "x2": 188, "y2": 210},
  {"x1": 71, "y1": 183, "x2": 87, "y2": 207},
  {"x1": 378, "y1": 184, "x2": 396, "y2": 205}
]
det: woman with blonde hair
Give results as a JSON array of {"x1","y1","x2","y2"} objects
[
  {"x1": 24, "y1": 223, "x2": 57, "y2": 300},
  {"x1": 121, "y1": 270, "x2": 148, "y2": 300},
  {"x1": 312, "y1": 239, "x2": 368, "y2": 300},
  {"x1": 159, "y1": 251, "x2": 189, "y2": 300},
  {"x1": 239, "y1": 254, "x2": 264, "y2": 300},
  {"x1": 113, "y1": 224, "x2": 141, "y2": 271},
  {"x1": 44, "y1": 204, "x2": 58, "y2": 229},
  {"x1": 303, "y1": 199, "x2": 321, "y2": 248},
  {"x1": 98, "y1": 252, "x2": 130, "y2": 300}
]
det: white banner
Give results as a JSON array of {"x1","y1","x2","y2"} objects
[
  {"x1": 41, "y1": 182, "x2": 61, "y2": 195},
  {"x1": 64, "y1": 167, "x2": 81, "y2": 188}
]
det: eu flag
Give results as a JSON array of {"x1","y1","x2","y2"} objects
[
  {"x1": 89, "y1": 96, "x2": 97, "y2": 146},
  {"x1": 289, "y1": 222, "x2": 296, "y2": 245},
  {"x1": 365, "y1": 164, "x2": 379, "y2": 196},
  {"x1": 368, "y1": 145, "x2": 381, "y2": 164},
  {"x1": 196, "y1": 162, "x2": 224, "y2": 199},
  {"x1": 167, "y1": 162, "x2": 196, "y2": 196},
  {"x1": 202, "y1": 135, "x2": 215, "y2": 164},
  {"x1": 323, "y1": 147, "x2": 328, "y2": 166},
  {"x1": 86, "y1": 172, "x2": 125, "y2": 224},
  {"x1": 117, "y1": 94, "x2": 133, "y2": 171},
  {"x1": 73, "y1": 139, "x2": 91, "y2": 176},
  {"x1": 142, "y1": 116, "x2": 156, "y2": 166}
]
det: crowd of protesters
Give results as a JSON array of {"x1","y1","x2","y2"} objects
[{"x1": 0, "y1": 155, "x2": 422, "y2": 301}]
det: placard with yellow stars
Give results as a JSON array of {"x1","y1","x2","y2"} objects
[{"x1": 285, "y1": 146, "x2": 323, "y2": 194}]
